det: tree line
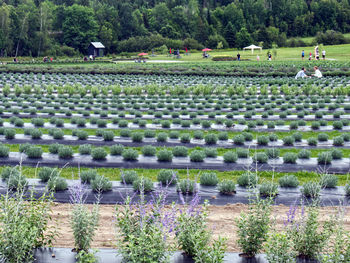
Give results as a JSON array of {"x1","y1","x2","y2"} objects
[{"x1": 0, "y1": 0, "x2": 349, "y2": 56}]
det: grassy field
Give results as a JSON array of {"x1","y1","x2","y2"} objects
[{"x1": 143, "y1": 44, "x2": 350, "y2": 62}]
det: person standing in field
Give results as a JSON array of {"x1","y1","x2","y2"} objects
[
  {"x1": 309, "y1": 52, "x2": 312, "y2": 60},
  {"x1": 257, "y1": 55, "x2": 260, "y2": 61},
  {"x1": 237, "y1": 53, "x2": 240, "y2": 61},
  {"x1": 301, "y1": 50, "x2": 305, "y2": 60},
  {"x1": 322, "y1": 50, "x2": 326, "y2": 60}
]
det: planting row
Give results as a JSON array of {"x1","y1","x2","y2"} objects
[
  {"x1": 3, "y1": 129, "x2": 350, "y2": 149},
  {"x1": 3, "y1": 117, "x2": 350, "y2": 132},
  {"x1": 1, "y1": 166, "x2": 348, "y2": 199},
  {"x1": 0, "y1": 72, "x2": 348, "y2": 91},
  {"x1": 3, "y1": 94, "x2": 350, "y2": 114},
  {"x1": 0, "y1": 146, "x2": 350, "y2": 173}
]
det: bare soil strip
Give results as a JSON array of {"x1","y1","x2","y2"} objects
[{"x1": 50, "y1": 203, "x2": 350, "y2": 252}]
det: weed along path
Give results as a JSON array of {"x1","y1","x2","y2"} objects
[{"x1": 49, "y1": 203, "x2": 350, "y2": 253}]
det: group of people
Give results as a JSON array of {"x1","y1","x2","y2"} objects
[
  {"x1": 43, "y1": 56, "x2": 53, "y2": 62},
  {"x1": 301, "y1": 48, "x2": 326, "y2": 60},
  {"x1": 295, "y1": 66, "x2": 322, "y2": 79}
]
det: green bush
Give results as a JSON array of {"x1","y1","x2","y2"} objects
[
  {"x1": 200, "y1": 172, "x2": 219, "y2": 186},
  {"x1": 218, "y1": 180, "x2": 236, "y2": 195},
  {"x1": 333, "y1": 121, "x2": 343, "y2": 130},
  {"x1": 26, "y1": 146, "x2": 43, "y2": 159},
  {"x1": 157, "y1": 132, "x2": 168, "y2": 142},
  {"x1": 1, "y1": 167, "x2": 20, "y2": 181},
  {"x1": 259, "y1": 182, "x2": 278, "y2": 197},
  {"x1": 307, "y1": 137, "x2": 317, "y2": 146},
  {"x1": 190, "y1": 150, "x2": 205, "y2": 162},
  {"x1": 317, "y1": 133, "x2": 329, "y2": 142},
  {"x1": 38, "y1": 167, "x2": 59, "y2": 182},
  {"x1": 91, "y1": 147, "x2": 107, "y2": 160},
  {"x1": 110, "y1": 144, "x2": 124, "y2": 155},
  {"x1": 79, "y1": 144, "x2": 92, "y2": 155},
  {"x1": 282, "y1": 136, "x2": 295, "y2": 146},
  {"x1": 141, "y1": 145, "x2": 156, "y2": 156},
  {"x1": 0, "y1": 144, "x2": 9, "y2": 158},
  {"x1": 333, "y1": 136, "x2": 344, "y2": 146},
  {"x1": 218, "y1": 132, "x2": 228, "y2": 141},
  {"x1": 47, "y1": 176, "x2": 68, "y2": 191},
  {"x1": 266, "y1": 148, "x2": 279, "y2": 159},
  {"x1": 301, "y1": 182, "x2": 321, "y2": 198},
  {"x1": 76, "y1": 130, "x2": 88, "y2": 140},
  {"x1": 49, "y1": 143, "x2": 60, "y2": 154},
  {"x1": 169, "y1": 131, "x2": 179, "y2": 139},
  {"x1": 52, "y1": 130, "x2": 64, "y2": 140},
  {"x1": 19, "y1": 143, "x2": 31, "y2": 153},
  {"x1": 223, "y1": 151, "x2": 237, "y2": 163},
  {"x1": 320, "y1": 174, "x2": 338, "y2": 188},
  {"x1": 91, "y1": 175, "x2": 112, "y2": 192},
  {"x1": 121, "y1": 170, "x2": 138, "y2": 184},
  {"x1": 331, "y1": 149, "x2": 343, "y2": 159},
  {"x1": 233, "y1": 134, "x2": 245, "y2": 145},
  {"x1": 204, "y1": 147, "x2": 218, "y2": 158},
  {"x1": 283, "y1": 153, "x2": 298, "y2": 164},
  {"x1": 257, "y1": 136, "x2": 269, "y2": 146},
  {"x1": 144, "y1": 130, "x2": 156, "y2": 138},
  {"x1": 120, "y1": 129, "x2": 131, "y2": 137},
  {"x1": 58, "y1": 146, "x2": 73, "y2": 159},
  {"x1": 204, "y1": 134, "x2": 218, "y2": 145},
  {"x1": 180, "y1": 133, "x2": 191, "y2": 143},
  {"x1": 157, "y1": 170, "x2": 177, "y2": 185},
  {"x1": 172, "y1": 146, "x2": 188, "y2": 157},
  {"x1": 122, "y1": 149, "x2": 139, "y2": 161},
  {"x1": 345, "y1": 184, "x2": 350, "y2": 196},
  {"x1": 278, "y1": 175, "x2": 299, "y2": 188},
  {"x1": 177, "y1": 179, "x2": 197, "y2": 194},
  {"x1": 102, "y1": 131, "x2": 115, "y2": 141},
  {"x1": 131, "y1": 132, "x2": 143, "y2": 143},
  {"x1": 237, "y1": 148, "x2": 249, "y2": 158},
  {"x1": 157, "y1": 149, "x2": 173, "y2": 162},
  {"x1": 298, "y1": 149, "x2": 311, "y2": 159},
  {"x1": 4, "y1": 128, "x2": 16, "y2": 139},
  {"x1": 7, "y1": 173, "x2": 27, "y2": 190},
  {"x1": 133, "y1": 177, "x2": 154, "y2": 192},
  {"x1": 317, "y1": 152, "x2": 332, "y2": 165},
  {"x1": 237, "y1": 173, "x2": 258, "y2": 187},
  {"x1": 253, "y1": 153, "x2": 268, "y2": 164},
  {"x1": 80, "y1": 170, "x2": 98, "y2": 183}
]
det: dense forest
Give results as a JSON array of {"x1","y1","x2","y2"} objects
[{"x1": 0, "y1": 0, "x2": 349, "y2": 56}]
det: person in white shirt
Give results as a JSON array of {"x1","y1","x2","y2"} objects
[
  {"x1": 312, "y1": 66, "x2": 322, "y2": 78},
  {"x1": 295, "y1": 67, "x2": 308, "y2": 79},
  {"x1": 322, "y1": 50, "x2": 326, "y2": 60}
]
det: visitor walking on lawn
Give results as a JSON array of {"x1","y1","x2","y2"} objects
[{"x1": 301, "y1": 50, "x2": 305, "y2": 60}]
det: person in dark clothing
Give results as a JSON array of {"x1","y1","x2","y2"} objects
[{"x1": 237, "y1": 53, "x2": 240, "y2": 61}]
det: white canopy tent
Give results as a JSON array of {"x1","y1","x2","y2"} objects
[{"x1": 243, "y1": 44, "x2": 262, "y2": 54}]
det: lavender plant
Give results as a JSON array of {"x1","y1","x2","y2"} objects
[
  {"x1": 235, "y1": 196, "x2": 272, "y2": 257},
  {"x1": 285, "y1": 203, "x2": 334, "y2": 260},
  {"x1": 70, "y1": 182, "x2": 99, "y2": 256},
  {"x1": 175, "y1": 195, "x2": 227, "y2": 263},
  {"x1": 0, "y1": 186, "x2": 56, "y2": 262},
  {"x1": 265, "y1": 232, "x2": 296, "y2": 263},
  {"x1": 115, "y1": 184, "x2": 177, "y2": 263}
]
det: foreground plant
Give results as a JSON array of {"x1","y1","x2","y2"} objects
[
  {"x1": 70, "y1": 182, "x2": 99, "y2": 260},
  {"x1": 0, "y1": 186, "x2": 56, "y2": 262},
  {"x1": 235, "y1": 196, "x2": 272, "y2": 257},
  {"x1": 175, "y1": 194, "x2": 227, "y2": 263},
  {"x1": 265, "y1": 232, "x2": 296, "y2": 263},
  {"x1": 115, "y1": 182, "x2": 176, "y2": 263},
  {"x1": 319, "y1": 207, "x2": 350, "y2": 263},
  {"x1": 285, "y1": 203, "x2": 334, "y2": 260}
]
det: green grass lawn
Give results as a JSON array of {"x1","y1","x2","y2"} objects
[{"x1": 144, "y1": 44, "x2": 350, "y2": 62}]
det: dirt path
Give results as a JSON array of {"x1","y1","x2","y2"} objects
[{"x1": 50, "y1": 203, "x2": 350, "y2": 252}]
